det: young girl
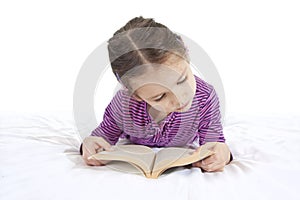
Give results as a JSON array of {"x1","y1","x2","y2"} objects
[{"x1": 80, "y1": 16, "x2": 233, "y2": 172}]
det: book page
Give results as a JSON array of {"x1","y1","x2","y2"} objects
[
  {"x1": 152, "y1": 147, "x2": 195, "y2": 173},
  {"x1": 89, "y1": 145, "x2": 156, "y2": 176},
  {"x1": 151, "y1": 146, "x2": 214, "y2": 178},
  {"x1": 104, "y1": 161, "x2": 145, "y2": 176}
]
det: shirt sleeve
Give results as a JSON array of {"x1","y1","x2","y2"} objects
[
  {"x1": 197, "y1": 85, "x2": 225, "y2": 145},
  {"x1": 90, "y1": 90, "x2": 124, "y2": 145}
]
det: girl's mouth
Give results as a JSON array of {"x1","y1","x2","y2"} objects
[{"x1": 176, "y1": 101, "x2": 189, "y2": 111}]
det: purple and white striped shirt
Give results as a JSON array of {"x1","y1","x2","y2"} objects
[{"x1": 91, "y1": 75, "x2": 225, "y2": 147}]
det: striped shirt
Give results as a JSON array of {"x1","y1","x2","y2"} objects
[{"x1": 91, "y1": 75, "x2": 225, "y2": 147}]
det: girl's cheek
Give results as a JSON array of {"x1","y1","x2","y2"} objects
[{"x1": 152, "y1": 103, "x2": 167, "y2": 112}]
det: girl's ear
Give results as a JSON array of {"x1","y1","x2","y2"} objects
[{"x1": 132, "y1": 93, "x2": 143, "y2": 102}]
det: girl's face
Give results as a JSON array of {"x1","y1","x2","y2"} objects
[{"x1": 129, "y1": 55, "x2": 196, "y2": 114}]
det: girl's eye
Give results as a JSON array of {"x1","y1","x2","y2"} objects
[
  {"x1": 154, "y1": 93, "x2": 166, "y2": 102},
  {"x1": 177, "y1": 75, "x2": 188, "y2": 85}
]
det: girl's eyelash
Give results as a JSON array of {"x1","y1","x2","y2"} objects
[
  {"x1": 153, "y1": 76, "x2": 187, "y2": 102},
  {"x1": 154, "y1": 93, "x2": 166, "y2": 102},
  {"x1": 177, "y1": 75, "x2": 188, "y2": 85}
]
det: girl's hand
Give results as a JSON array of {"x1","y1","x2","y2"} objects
[
  {"x1": 192, "y1": 142, "x2": 231, "y2": 172},
  {"x1": 82, "y1": 136, "x2": 113, "y2": 166}
]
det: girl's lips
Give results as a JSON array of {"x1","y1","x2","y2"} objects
[{"x1": 176, "y1": 101, "x2": 189, "y2": 110}]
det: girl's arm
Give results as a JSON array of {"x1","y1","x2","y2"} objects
[
  {"x1": 79, "y1": 90, "x2": 125, "y2": 154},
  {"x1": 194, "y1": 85, "x2": 233, "y2": 171},
  {"x1": 198, "y1": 85, "x2": 225, "y2": 145}
]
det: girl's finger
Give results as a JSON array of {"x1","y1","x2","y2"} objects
[
  {"x1": 82, "y1": 143, "x2": 97, "y2": 157},
  {"x1": 86, "y1": 158, "x2": 104, "y2": 166},
  {"x1": 191, "y1": 157, "x2": 215, "y2": 169},
  {"x1": 208, "y1": 163, "x2": 224, "y2": 172},
  {"x1": 192, "y1": 161, "x2": 201, "y2": 168},
  {"x1": 94, "y1": 137, "x2": 113, "y2": 151},
  {"x1": 201, "y1": 155, "x2": 216, "y2": 166},
  {"x1": 203, "y1": 161, "x2": 225, "y2": 172}
]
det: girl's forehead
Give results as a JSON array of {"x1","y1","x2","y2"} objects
[
  {"x1": 143, "y1": 58, "x2": 188, "y2": 77},
  {"x1": 135, "y1": 82, "x2": 167, "y2": 98},
  {"x1": 128, "y1": 61, "x2": 189, "y2": 93}
]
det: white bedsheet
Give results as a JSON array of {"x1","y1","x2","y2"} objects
[{"x1": 1, "y1": 111, "x2": 300, "y2": 200}]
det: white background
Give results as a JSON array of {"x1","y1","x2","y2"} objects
[{"x1": 1, "y1": 0, "x2": 299, "y2": 118}]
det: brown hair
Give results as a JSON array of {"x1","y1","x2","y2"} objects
[{"x1": 107, "y1": 16, "x2": 189, "y2": 89}]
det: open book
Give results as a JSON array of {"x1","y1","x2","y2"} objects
[{"x1": 88, "y1": 143, "x2": 215, "y2": 179}]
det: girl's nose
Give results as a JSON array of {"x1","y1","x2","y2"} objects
[{"x1": 169, "y1": 97, "x2": 179, "y2": 108}]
